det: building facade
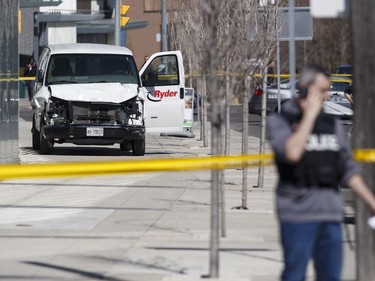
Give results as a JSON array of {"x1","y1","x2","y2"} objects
[{"x1": 19, "y1": 0, "x2": 166, "y2": 69}]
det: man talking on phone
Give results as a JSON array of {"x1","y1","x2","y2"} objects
[{"x1": 267, "y1": 64, "x2": 375, "y2": 281}]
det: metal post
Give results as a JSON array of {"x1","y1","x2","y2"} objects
[
  {"x1": 276, "y1": 18, "x2": 281, "y2": 114},
  {"x1": 288, "y1": 0, "x2": 296, "y2": 97},
  {"x1": 121, "y1": 29, "x2": 126, "y2": 46},
  {"x1": 33, "y1": 12, "x2": 39, "y2": 62},
  {"x1": 161, "y1": 0, "x2": 168, "y2": 52},
  {"x1": 114, "y1": 0, "x2": 121, "y2": 46}
]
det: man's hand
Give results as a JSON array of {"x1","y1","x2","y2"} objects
[
  {"x1": 348, "y1": 174, "x2": 375, "y2": 214},
  {"x1": 299, "y1": 85, "x2": 325, "y2": 120},
  {"x1": 284, "y1": 89, "x2": 324, "y2": 163}
]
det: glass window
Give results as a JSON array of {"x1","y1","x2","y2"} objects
[
  {"x1": 46, "y1": 54, "x2": 139, "y2": 85},
  {"x1": 141, "y1": 55, "x2": 179, "y2": 87},
  {"x1": 331, "y1": 82, "x2": 350, "y2": 92}
]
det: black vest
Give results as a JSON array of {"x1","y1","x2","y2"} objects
[{"x1": 276, "y1": 109, "x2": 343, "y2": 190}]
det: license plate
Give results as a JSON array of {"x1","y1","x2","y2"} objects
[
  {"x1": 268, "y1": 94, "x2": 277, "y2": 99},
  {"x1": 86, "y1": 127, "x2": 104, "y2": 137}
]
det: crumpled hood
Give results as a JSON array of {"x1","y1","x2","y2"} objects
[{"x1": 49, "y1": 83, "x2": 139, "y2": 103}]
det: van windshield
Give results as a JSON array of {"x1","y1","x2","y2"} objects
[{"x1": 46, "y1": 54, "x2": 139, "y2": 85}]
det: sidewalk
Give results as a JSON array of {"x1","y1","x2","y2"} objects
[{"x1": 0, "y1": 121, "x2": 356, "y2": 281}]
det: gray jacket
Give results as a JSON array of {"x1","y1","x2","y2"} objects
[{"x1": 267, "y1": 100, "x2": 359, "y2": 222}]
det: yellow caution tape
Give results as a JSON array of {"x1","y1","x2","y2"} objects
[
  {"x1": 19, "y1": 77, "x2": 36, "y2": 81},
  {"x1": 187, "y1": 72, "x2": 352, "y2": 80},
  {"x1": 354, "y1": 149, "x2": 375, "y2": 163},
  {"x1": 15, "y1": 74, "x2": 352, "y2": 81},
  {"x1": 331, "y1": 74, "x2": 352, "y2": 77},
  {"x1": 0, "y1": 78, "x2": 19, "y2": 82},
  {"x1": 330, "y1": 78, "x2": 352, "y2": 83},
  {"x1": 0, "y1": 77, "x2": 35, "y2": 82},
  {"x1": 0, "y1": 148, "x2": 374, "y2": 181},
  {"x1": 0, "y1": 154, "x2": 274, "y2": 180}
]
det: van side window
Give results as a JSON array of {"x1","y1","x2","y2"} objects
[{"x1": 142, "y1": 55, "x2": 179, "y2": 87}]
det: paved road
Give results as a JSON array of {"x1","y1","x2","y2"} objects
[
  {"x1": 228, "y1": 105, "x2": 353, "y2": 139},
  {"x1": 229, "y1": 105, "x2": 261, "y2": 138}
]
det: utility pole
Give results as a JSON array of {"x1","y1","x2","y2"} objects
[
  {"x1": 351, "y1": 0, "x2": 375, "y2": 280},
  {"x1": 114, "y1": 0, "x2": 121, "y2": 46},
  {"x1": 288, "y1": 0, "x2": 296, "y2": 97},
  {"x1": 161, "y1": 0, "x2": 168, "y2": 51}
]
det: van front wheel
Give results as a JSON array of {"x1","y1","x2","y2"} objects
[
  {"x1": 132, "y1": 138, "x2": 145, "y2": 156},
  {"x1": 39, "y1": 128, "x2": 54, "y2": 155}
]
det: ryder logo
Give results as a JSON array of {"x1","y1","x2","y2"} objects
[
  {"x1": 147, "y1": 90, "x2": 178, "y2": 102},
  {"x1": 154, "y1": 90, "x2": 178, "y2": 99}
]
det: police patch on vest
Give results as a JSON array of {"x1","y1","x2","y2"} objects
[
  {"x1": 305, "y1": 134, "x2": 340, "y2": 152},
  {"x1": 276, "y1": 108, "x2": 343, "y2": 189}
]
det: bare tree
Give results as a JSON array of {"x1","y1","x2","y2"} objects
[
  {"x1": 226, "y1": 1, "x2": 279, "y2": 206},
  {"x1": 169, "y1": 1, "x2": 280, "y2": 276},
  {"x1": 169, "y1": 0, "x2": 209, "y2": 147}
]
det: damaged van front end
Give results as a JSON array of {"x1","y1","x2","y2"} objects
[{"x1": 31, "y1": 46, "x2": 146, "y2": 155}]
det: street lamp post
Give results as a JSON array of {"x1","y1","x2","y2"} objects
[
  {"x1": 161, "y1": 0, "x2": 168, "y2": 51},
  {"x1": 115, "y1": 0, "x2": 121, "y2": 46}
]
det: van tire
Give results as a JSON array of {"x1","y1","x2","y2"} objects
[
  {"x1": 132, "y1": 138, "x2": 145, "y2": 156},
  {"x1": 32, "y1": 116, "x2": 40, "y2": 150},
  {"x1": 39, "y1": 127, "x2": 54, "y2": 155}
]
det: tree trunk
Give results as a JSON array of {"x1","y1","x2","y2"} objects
[
  {"x1": 220, "y1": 126, "x2": 226, "y2": 238},
  {"x1": 351, "y1": 0, "x2": 375, "y2": 280},
  {"x1": 206, "y1": 1, "x2": 220, "y2": 277},
  {"x1": 220, "y1": 71, "x2": 228, "y2": 238},
  {"x1": 188, "y1": 55, "x2": 193, "y2": 88},
  {"x1": 257, "y1": 67, "x2": 268, "y2": 188},
  {"x1": 224, "y1": 75, "x2": 231, "y2": 155},
  {"x1": 241, "y1": 78, "x2": 249, "y2": 209},
  {"x1": 201, "y1": 72, "x2": 208, "y2": 147}
]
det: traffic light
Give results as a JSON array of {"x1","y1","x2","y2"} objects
[{"x1": 120, "y1": 5, "x2": 130, "y2": 28}]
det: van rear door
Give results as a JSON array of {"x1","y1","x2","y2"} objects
[{"x1": 140, "y1": 51, "x2": 185, "y2": 133}]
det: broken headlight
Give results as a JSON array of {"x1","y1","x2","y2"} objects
[
  {"x1": 46, "y1": 97, "x2": 69, "y2": 125},
  {"x1": 117, "y1": 97, "x2": 143, "y2": 125}
]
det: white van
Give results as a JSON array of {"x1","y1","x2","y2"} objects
[{"x1": 31, "y1": 44, "x2": 185, "y2": 156}]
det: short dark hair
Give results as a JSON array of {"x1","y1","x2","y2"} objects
[{"x1": 298, "y1": 64, "x2": 330, "y2": 88}]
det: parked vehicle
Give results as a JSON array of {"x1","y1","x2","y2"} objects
[
  {"x1": 335, "y1": 64, "x2": 352, "y2": 75},
  {"x1": 249, "y1": 77, "x2": 353, "y2": 118},
  {"x1": 31, "y1": 43, "x2": 185, "y2": 156}
]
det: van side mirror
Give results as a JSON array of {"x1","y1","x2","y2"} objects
[{"x1": 37, "y1": 70, "x2": 44, "y2": 82}]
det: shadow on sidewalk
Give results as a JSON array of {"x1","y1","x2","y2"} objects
[
  {"x1": 21, "y1": 147, "x2": 176, "y2": 157},
  {"x1": 24, "y1": 261, "x2": 127, "y2": 281},
  {"x1": 83, "y1": 255, "x2": 187, "y2": 275}
]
